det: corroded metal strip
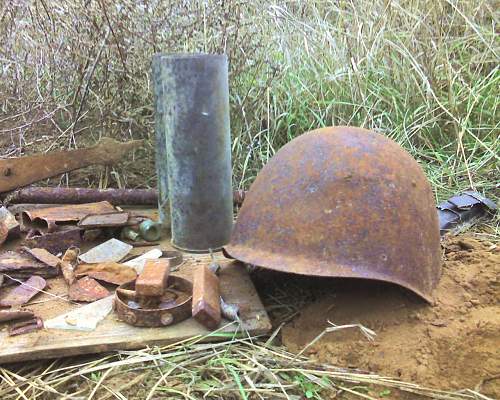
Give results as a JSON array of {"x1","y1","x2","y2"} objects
[
  {"x1": 3, "y1": 188, "x2": 247, "y2": 206},
  {"x1": 0, "y1": 138, "x2": 143, "y2": 193}
]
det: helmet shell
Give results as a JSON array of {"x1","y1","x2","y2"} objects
[{"x1": 224, "y1": 126, "x2": 441, "y2": 302}]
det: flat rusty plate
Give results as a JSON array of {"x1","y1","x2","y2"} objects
[
  {"x1": 0, "y1": 251, "x2": 59, "y2": 279},
  {"x1": 78, "y1": 212, "x2": 130, "y2": 229},
  {"x1": 69, "y1": 277, "x2": 110, "y2": 302},
  {"x1": 0, "y1": 275, "x2": 46, "y2": 306},
  {"x1": 75, "y1": 263, "x2": 137, "y2": 285},
  {"x1": 24, "y1": 228, "x2": 82, "y2": 254},
  {"x1": 21, "y1": 247, "x2": 61, "y2": 268}
]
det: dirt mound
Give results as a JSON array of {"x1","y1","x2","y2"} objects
[{"x1": 279, "y1": 236, "x2": 500, "y2": 396}]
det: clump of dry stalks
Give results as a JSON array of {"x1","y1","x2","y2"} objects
[{"x1": 0, "y1": 1, "x2": 498, "y2": 205}]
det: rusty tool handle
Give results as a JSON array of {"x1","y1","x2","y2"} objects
[{"x1": 0, "y1": 139, "x2": 143, "y2": 193}]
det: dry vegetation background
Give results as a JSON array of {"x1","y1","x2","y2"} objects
[{"x1": 0, "y1": 0, "x2": 498, "y2": 200}]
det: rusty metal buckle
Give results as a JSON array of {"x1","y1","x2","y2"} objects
[{"x1": 114, "y1": 275, "x2": 192, "y2": 327}]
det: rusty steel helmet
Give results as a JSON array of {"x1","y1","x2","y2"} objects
[{"x1": 224, "y1": 126, "x2": 442, "y2": 302}]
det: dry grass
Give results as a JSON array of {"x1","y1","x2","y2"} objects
[
  {"x1": 0, "y1": 327, "x2": 492, "y2": 399},
  {"x1": 0, "y1": 1, "x2": 498, "y2": 200}
]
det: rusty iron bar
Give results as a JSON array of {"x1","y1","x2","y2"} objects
[
  {"x1": 192, "y1": 264, "x2": 221, "y2": 330},
  {"x1": 3, "y1": 187, "x2": 247, "y2": 206},
  {"x1": 0, "y1": 138, "x2": 143, "y2": 193}
]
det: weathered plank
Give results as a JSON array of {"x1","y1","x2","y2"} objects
[{"x1": 0, "y1": 255, "x2": 270, "y2": 363}]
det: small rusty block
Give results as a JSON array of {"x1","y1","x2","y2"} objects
[
  {"x1": 192, "y1": 265, "x2": 221, "y2": 330},
  {"x1": 135, "y1": 259, "x2": 170, "y2": 297}
]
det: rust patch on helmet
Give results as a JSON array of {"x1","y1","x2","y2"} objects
[{"x1": 224, "y1": 126, "x2": 442, "y2": 302}]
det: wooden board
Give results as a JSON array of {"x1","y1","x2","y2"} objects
[{"x1": 0, "y1": 228, "x2": 271, "y2": 364}]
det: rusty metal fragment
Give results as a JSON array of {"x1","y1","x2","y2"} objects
[
  {"x1": 82, "y1": 228, "x2": 103, "y2": 242},
  {"x1": 0, "y1": 222, "x2": 7, "y2": 246},
  {"x1": 75, "y1": 262, "x2": 137, "y2": 285},
  {"x1": 0, "y1": 275, "x2": 46, "y2": 306},
  {"x1": 0, "y1": 251, "x2": 59, "y2": 279},
  {"x1": 78, "y1": 212, "x2": 130, "y2": 229},
  {"x1": 0, "y1": 206, "x2": 20, "y2": 240},
  {"x1": 61, "y1": 247, "x2": 79, "y2": 285},
  {"x1": 69, "y1": 277, "x2": 110, "y2": 302},
  {"x1": 0, "y1": 309, "x2": 35, "y2": 322},
  {"x1": 78, "y1": 238, "x2": 132, "y2": 264},
  {"x1": 3, "y1": 187, "x2": 247, "y2": 206},
  {"x1": 21, "y1": 247, "x2": 61, "y2": 268},
  {"x1": 220, "y1": 297, "x2": 239, "y2": 321},
  {"x1": 22, "y1": 201, "x2": 116, "y2": 232},
  {"x1": 24, "y1": 227, "x2": 82, "y2": 254},
  {"x1": 8, "y1": 317, "x2": 43, "y2": 336},
  {"x1": 0, "y1": 138, "x2": 143, "y2": 193},
  {"x1": 192, "y1": 265, "x2": 221, "y2": 330}
]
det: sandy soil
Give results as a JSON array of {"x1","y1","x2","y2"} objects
[{"x1": 256, "y1": 235, "x2": 499, "y2": 397}]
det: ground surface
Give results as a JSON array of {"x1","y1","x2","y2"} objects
[{"x1": 255, "y1": 235, "x2": 499, "y2": 398}]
